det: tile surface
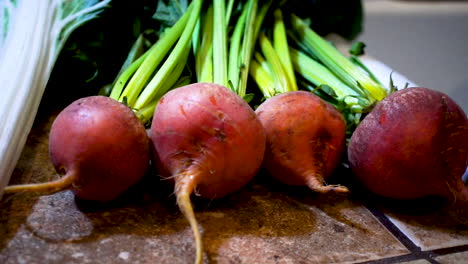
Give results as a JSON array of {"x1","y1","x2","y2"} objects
[
  {"x1": 361, "y1": 194, "x2": 468, "y2": 252},
  {"x1": 385, "y1": 211, "x2": 468, "y2": 251},
  {"x1": 435, "y1": 251, "x2": 468, "y2": 264},
  {"x1": 0, "y1": 186, "x2": 411, "y2": 264},
  {"x1": 399, "y1": 260, "x2": 431, "y2": 264}
]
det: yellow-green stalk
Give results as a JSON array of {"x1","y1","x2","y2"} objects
[
  {"x1": 109, "y1": 0, "x2": 203, "y2": 121},
  {"x1": 249, "y1": 4, "x2": 296, "y2": 99},
  {"x1": 195, "y1": 5, "x2": 214, "y2": 83},
  {"x1": 290, "y1": 14, "x2": 388, "y2": 101},
  {"x1": 273, "y1": 9, "x2": 297, "y2": 92},
  {"x1": 213, "y1": 0, "x2": 228, "y2": 87}
]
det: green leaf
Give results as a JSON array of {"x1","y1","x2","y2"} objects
[
  {"x1": 98, "y1": 84, "x2": 112, "y2": 96},
  {"x1": 56, "y1": 0, "x2": 112, "y2": 58},
  {"x1": 315, "y1": 84, "x2": 337, "y2": 98},
  {"x1": 122, "y1": 96, "x2": 129, "y2": 106},
  {"x1": 153, "y1": 0, "x2": 188, "y2": 28},
  {"x1": 349, "y1": 41, "x2": 366, "y2": 56},
  {"x1": 243, "y1": 93, "x2": 255, "y2": 103}
]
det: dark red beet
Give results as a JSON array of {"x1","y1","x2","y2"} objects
[{"x1": 348, "y1": 87, "x2": 468, "y2": 215}]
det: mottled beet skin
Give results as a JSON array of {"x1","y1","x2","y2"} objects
[
  {"x1": 348, "y1": 87, "x2": 468, "y2": 201},
  {"x1": 255, "y1": 91, "x2": 346, "y2": 191},
  {"x1": 150, "y1": 83, "x2": 266, "y2": 199},
  {"x1": 49, "y1": 96, "x2": 150, "y2": 201}
]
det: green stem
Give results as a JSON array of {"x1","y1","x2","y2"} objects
[
  {"x1": 116, "y1": 6, "x2": 193, "y2": 106},
  {"x1": 134, "y1": 0, "x2": 203, "y2": 110},
  {"x1": 115, "y1": 34, "x2": 148, "y2": 78},
  {"x1": 109, "y1": 47, "x2": 152, "y2": 100},
  {"x1": 273, "y1": 9, "x2": 297, "y2": 92},
  {"x1": 258, "y1": 32, "x2": 288, "y2": 94},
  {"x1": 196, "y1": 5, "x2": 214, "y2": 83},
  {"x1": 136, "y1": 50, "x2": 192, "y2": 124},
  {"x1": 237, "y1": 0, "x2": 259, "y2": 98},
  {"x1": 253, "y1": 1, "x2": 271, "y2": 40},
  {"x1": 228, "y1": 4, "x2": 248, "y2": 93},
  {"x1": 153, "y1": 41, "x2": 191, "y2": 100},
  {"x1": 225, "y1": 0, "x2": 235, "y2": 26},
  {"x1": 350, "y1": 55, "x2": 383, "y2": 86},
  {"x1": 290, "y1": 14, "x2": 387, "y2": 101},
  {"x1": 191, "y1": 13, "x2": 201, "y2": 57},
  {"x1": 290, "y1": 48, "x2": 360, "y2": 99},
  {"x1": 213, "y1": 0, "x2": 228, "y2": 87},
  {"x1": 250, "y1": 58, "x2": 275, "y2": 98}
]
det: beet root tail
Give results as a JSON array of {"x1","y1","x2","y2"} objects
[
  {"x1": 3, "y1": 172, "x2": 76, "y2": 196},
  {"x1": 447, "y1": 186, "x2": 468, "y2": 224},
  {"x1": 306, "y1": 174, "x2": 349, "y2": 194},
  {"x1": 176, "y1": 173, "x2": 203, "y2": 264}
]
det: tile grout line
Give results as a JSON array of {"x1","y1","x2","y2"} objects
[
  {"x1": 364, "y1": 206, "x2": 441, "y2": 264},
  {"x1": 357, "y1": 253, "x2": 435, "y2": 264},
  {"x1": 366, "y1": 206, "x2": 420, "y2": 251},
  {"x1": 430, "y1": 244, "x2": 468, "y2": 257},
  {"x1": 358, "y1": 206, "x2": 468, "y2": 264}
]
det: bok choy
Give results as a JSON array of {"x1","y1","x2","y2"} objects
[{"x1": 0, "y1": 0, "x2": 111, "y2": 196}]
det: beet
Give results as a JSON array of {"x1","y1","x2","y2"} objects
[
  {"x1": 256, "y1": 91, "x2": 348, "y2": 193},
  {"x1": 5, "y1": 96, "x2": 150, "y2": 202},
  {"x1": 150, "y1": 83, "x2": 266, "y2": 263},
  {"x1": 348, "y1": 87, "x2": 468, "y2": 215}
]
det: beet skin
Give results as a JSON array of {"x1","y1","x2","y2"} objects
[
  {"x1": 256, "y1": 91, "x2": 347, "y2": 193},
  {"x1": 151, "y1": 83, "x2": 265, "y2": 199},
  {"x1": 150, "y1": 83, "x2": 266, "y2": 263},
  {"x1": 348, "y1": 87, "x2": 468, "y2": 205},
  {"x1": 49, "y1": 96, "x2": 150, "y2": 201}
]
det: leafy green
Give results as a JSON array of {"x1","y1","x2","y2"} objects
[
  {"x1": 153, "y1": 0, "x2": 188, "y2": 27},
  {"x1": 43, "y1": 0, "x2": 159, "y2": 109},
  {"x1": 0, "y1": 0, "x2": 114, "y2": 196},
  {"x1": 349, "y1": 41, "x2": 365, "y2": 56},
  {"x1": 43, "y1": 0, "x2": 368, "y2": 130}
]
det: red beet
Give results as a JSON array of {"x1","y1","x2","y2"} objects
[
  {"x1": 5, "y1": 96, "x2": 150, "y2": 202},
  {"x1": 348, "y1": 87, "x2": 468, "y2": 214},
  {"x1": 150, "y1": 83, "x2": 265, "y2": 263},
  {"x1": 255, "y1": 91, "x2": 348, "y2": 193}
]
